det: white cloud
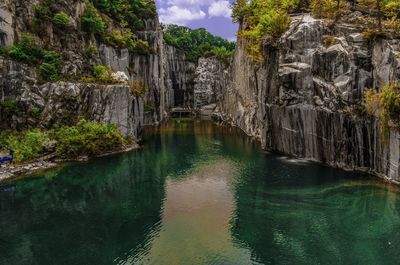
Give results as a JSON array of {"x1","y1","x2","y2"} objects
[
  {"x1": 158, "y1": 6, "x2": 206, "y2": 25},
  {"x1": 157, "y1": 0, "x2": 233, "y2": 25},
  {"x1": 208, "y1": 1, "x2": 231, "y2": 18}
]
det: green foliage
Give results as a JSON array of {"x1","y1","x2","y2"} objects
[
  {"x1": 5, "y1": 33, "x2": 63, "y2": 79},
  {"x1": 1, "y1": 120, "x2": 127, "y2": 162},
  {"x1": 0, "y1": 99, "x2": 19, "y2": 116},
  {"x1": 356, "y1": 0, "x2": 400, "y2": 32},
  {"x1": 163, "y1": 25, "x2": 236, "y2": 63},
  {"x1": 53, "y1": 12, "x2": 70, "y2": 28},
  {"x1": 232, "y1": 0, "x2": 249, "y2": 23},
  {"x1": 33, "y1": 3, "x2": 52, "y2": 20},
  {"x1": 40, "y1": 63, "x2": 59, "y2": 81},
  {"x1": 49, "y1": 119, "x2": 126, "y2": 158},
  {"x1": 85, "y1": 44, "x2": 98, "y2": 57},
  {"x1": 128, "y1": 79, "x2": 147, "y2": 96},
  {"x1": 234, "y1": 0, "x2": 296, "y2": 63},
  {"x1": 4, "y1": 130, "x2": 48, "y2": 162},
  {"x1": 81, "y1": 65, "x2": 114, "y2": 84},
  {"x1": 205, "y1": 46, "x2": 234, "y2": 63},
  {"x1": 29, "y1": 106, "x2": 42, "y2": 118},
  {"x1": 8, "y1": 33, "x2": 42, "y2": 63},
  {"x1": 364, "y1": 83, "x2": 400, "y2": 141},
  {"x1": 91, "y1": 0, "x2": 157, "y2": 30},
  {"x1": 93, "y1": 65, "x2": 113, "y2": 83},
  {"x1": 82, "y1": 4, "x2": 107, "y2": 34},
  {"x1": 42, "y1": 50, "x2": 62, "y2": 66},
  {"x1": 144, "y1": 103, "x2": 155, "y2": 112},
  {"x1": 310, "y1": 0, "x2": 348, "y2": 21}
]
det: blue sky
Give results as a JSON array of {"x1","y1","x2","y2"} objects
[{"x1": 155, "y1": 0, "x2": 238, "y2": 41}]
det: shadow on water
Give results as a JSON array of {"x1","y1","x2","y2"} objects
[{"x1": 1, "y1": 119, "x2": 400, "y2": 265}]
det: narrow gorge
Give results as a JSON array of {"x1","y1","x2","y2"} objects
[
  {"x1": 3, "y1": 0, "x2": 399, "y2": 183},
  {"x1": 2, "y1": 1, "x2": 400, "y2": 264}
]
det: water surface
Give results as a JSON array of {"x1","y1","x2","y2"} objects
[{"x1": 1, "y1": 119, "x2": 400, "y2": 265}]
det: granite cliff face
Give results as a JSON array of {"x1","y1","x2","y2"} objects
[
  {"x1": 218, "y1": 15, "x2": 400, "y2": 183},
  {"x1": 0, "y1": 0, "x2": 194, "y2": 138},
  {"x1": 2, "y1": 1, "x2": 400, "y2": 183}
]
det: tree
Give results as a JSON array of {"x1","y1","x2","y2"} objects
[
  {"x1": 310, "y1": 0, "x2": 347, "y2": 22},
  {"x1": 232, "y1": 0, "x2": 249, "y2": 24},
  {"x1": 357, "y1": 0, "x2": 385, "y2": 31}
]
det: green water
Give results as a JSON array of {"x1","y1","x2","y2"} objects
[{"x1": 1, "y1": 119, "x2": 400, "y2": 265}]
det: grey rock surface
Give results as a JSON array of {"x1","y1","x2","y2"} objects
[{"x1": 218, "y1": 14, "x2": 400, "y2": 183}]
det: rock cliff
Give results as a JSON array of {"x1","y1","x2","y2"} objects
[
  {"x1": 218, "y1": 15, "x2": 400, "y2": 183},
  {"x1": 0, "y1": 0, "x2": 194, "y2": 139}
]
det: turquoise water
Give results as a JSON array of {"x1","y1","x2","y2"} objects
[{"x1": 1, "y1": 119, "x2": 400, "y2": 265}]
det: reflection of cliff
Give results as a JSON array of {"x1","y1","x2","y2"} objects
[
  {"x1": 0, "y1": 154, "x2": 165, "y2": 265},
  {"x1": 0, "y1": 119, "x2": 210, "y2": 265},
  {"x1": 230, "y1": 158, "x2": 400, "y2": 265}
]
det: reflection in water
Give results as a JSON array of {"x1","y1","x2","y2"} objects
[{"x1": 1, "y1": 119, "x2": 400, "y2": 265}]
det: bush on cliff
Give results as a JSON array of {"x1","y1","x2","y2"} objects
[
  {"x1": 49, "y1": 119, "x2": 127, "y2": 158},
  {"x1": 52, "y1": 12, "x2": 70, "y2": 28},
  {"x1": 128, "y1": 79, "x2": 147, "y2": 96},
  {"x1": 364, "y1": 83, "x2": 400, "y2": 141},
  {"x1": 232, "y1": 0, "x2": 296, "y2": 63},
  {"x1": 90, "y1": 0, "x2": 157, "y2": 30},
  {"x1": 82, "y1": 4, "x2": 106, "y2": 34},
  {"x1": 81, "y1": 65, "x2": 115, "y2": 84},
  {"x1": 0, "y1": 120, "x2": 127, "y2": 163}
]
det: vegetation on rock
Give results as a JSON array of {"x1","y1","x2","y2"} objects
[
  {"x1": 232, "y1": 0, "x2": 296, "y2": 63},
  {"x1": 163, "y1": 25, "x2": 236, "y2": 63},
  {"x1": 128, "y1": 79, "x2": 147, "y2": 96},
  {"x1": 364, "y1": 83, "x2": 400, "y2": 141},
  {"x1": 81, "y1": 65, "x2": 115, "y2": 84},
  {"x1": 52, "y1": 12, "x2": 70, "y2": 29},
  {"x1": 0, "y1": 120, "x2": 128, "y2": 163}
]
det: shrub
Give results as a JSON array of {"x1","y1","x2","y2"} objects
[
  {"x1": 50, "y1": 119, "x2": 126, "y2": 158},
  {"x1": 93, "y1": 64, "x2": 113, "y2": 83},
  {"x1": 19, "y1": 33, "x2": 41, "y2": 49},
  {"x1": 8, "y1": 45, "x2": 37, "y2": 63},
  {"x1": 5, "y1": 130, "x2": 47, "y2": 162},
  {"x1": 323, "y1": 35, "x2": 339, "y2": 47},
  {"x1": 85, "y1": 44, "x2": 98, "y2": 57},
  {"x1": 233, "y1": 0, "x2": 294, "y2": 62},
  {"x1": 40, "y1": 62, "x2": 59, "y2": 81},
  {"x1": 0, "y1": 99, "x2": 19, "y2": 115},
  {"x1": 132, "y1": 39, "x2": 153, "y2": 55},
  {"x1": 8, "y1": 33, "x2": 44, "y2": 64},
  {"x1": 128, "y1": 79, "x2": 147, "y2": 96},
  {"x1": 144, "y1": 103, "x2": 155, "y2": 112},
  {"x1": 53, "y1": 12, "x2": 70, "y2": 28},
  {"x1": 33, "y1": 3, "x2": 52, "y2": 20},
  {"x1": 42, "y1": 50, "x2": 62, "y2": 66},
  {"x1": 29, "y1": 106, "x2": 42, "y2": 118},
  {"x1": 1, "y1": 120, "x2": 127, "y2": 163},
  {"x1": 364, "y1": 83, "x2": 400, "y2": 141},
  {"x1": 81, "y1": 4, "x2": 106, "y2": 34}
]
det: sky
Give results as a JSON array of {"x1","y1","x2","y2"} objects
[{"x1": 155, "y1": 0, "x2": 238, "y2": 41}]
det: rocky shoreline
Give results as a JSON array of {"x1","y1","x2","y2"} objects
[{"x1": 0, "y1": 144, "x2": 140, "y2": 183}]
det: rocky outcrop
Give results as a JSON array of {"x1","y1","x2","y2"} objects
[
  {"x1": 0, "y1": 58, "x2": 144, "y2": 138},
  {"x1": 219, "y1": 15, "x2": 400, "y2": 183},
  {"x1": 0, "y1": 3, "x2": 13, "y2": 46},
  {"x1": 193, "y1": 57, "x2": 226, "y2": 110},
  {"x1": 0, "y1": 0, "x2": 195, "y2": 135}
]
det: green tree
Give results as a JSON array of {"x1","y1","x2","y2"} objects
[
  {"x1": 310, "y1": 0, "x2": 347, "y2": 21},
  {"x1": 82, "y1": 4, "x2": 106, "y2": 34},
  {"x1": 53, "y1": 12, "x2": 70, "y2": 28},
  {"x1": 357, "y1": 0, "x2": 386, "y2": 30},
  {"x1": 232, "y1": 0, "x2": 249, "y2": 24}
]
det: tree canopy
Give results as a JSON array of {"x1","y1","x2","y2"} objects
[{"x1": 162, "y1": 25, "x2": 236, "y2": 63}]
